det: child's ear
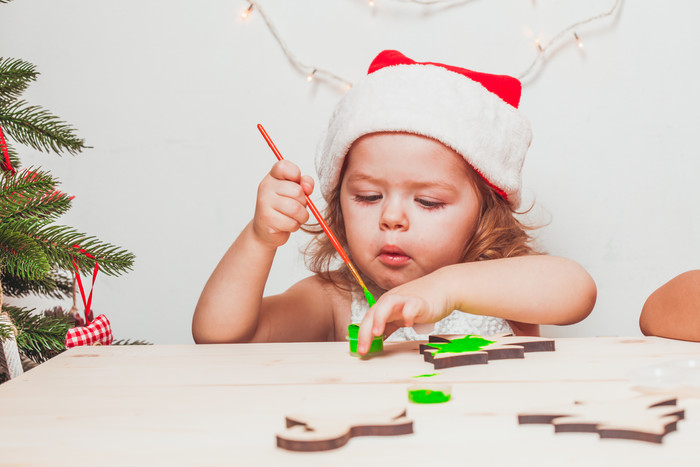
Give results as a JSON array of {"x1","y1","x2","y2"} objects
[{"x1": 640, "y1": 270, "x2": 700, "y2": 342}]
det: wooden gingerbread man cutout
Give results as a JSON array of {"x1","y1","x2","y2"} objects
[
  {"x1": 276, "y1": 407, "x2": 413, "y2": 451},
  {"x1": 420, "y1": 333, "x2": 555, "y2": 370},
  {"x1": 518, "y1": 395, "x2": 685, "y2": 444}
]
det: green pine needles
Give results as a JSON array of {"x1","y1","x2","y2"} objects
[{"x1": 0, "y1": 53, "x2": 136, "y2": 368}]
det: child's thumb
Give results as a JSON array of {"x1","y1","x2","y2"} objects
[{"x1": 300, "y1": 175, "x2": 315, "y2": 196}]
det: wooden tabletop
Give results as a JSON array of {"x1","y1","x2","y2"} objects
[{"x1": 0, "y1": 337, "x2": 699, "y2": 465}]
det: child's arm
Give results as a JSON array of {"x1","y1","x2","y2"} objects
[
  {"x1": 192, "y1": 160, "x2": 332, "y2": 344},
  {"x1": 356, "y1": 255, "x2": 596, "y2": 354},
  {"x1": 639, "y1": 270, "x2": 700, "y2": 342}
]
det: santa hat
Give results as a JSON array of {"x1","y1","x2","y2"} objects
[{"x1": 316, "y1": 50, "x2": 532, "y2": 207}]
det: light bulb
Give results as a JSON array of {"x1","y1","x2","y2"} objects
[
  {"x1": 574, "y1": 32, "x2": 584, "y2": 49},
  {"x1": 241, "y1": 4, "x2": 253, "y2": 20}
]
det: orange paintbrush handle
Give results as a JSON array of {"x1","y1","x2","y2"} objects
[{"x1": 256, "y1": 124, "x2": 370, "y2": 294}]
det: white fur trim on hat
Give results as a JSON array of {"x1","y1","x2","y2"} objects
[{"x1": 316, "y1": 63, "x2": 532, "y2": 207}]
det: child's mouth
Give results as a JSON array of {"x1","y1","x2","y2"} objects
[{"x1": 378, "y1": 246, "x2": 411, "y2": 266}]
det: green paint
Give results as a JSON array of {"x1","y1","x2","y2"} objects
[
  {"x1": 363, "y1": 287, "x2": 376, "y2": 307},
  {"x1": 408, "y1": 388, "x2": 451, "y2": 404},
  {"x1": 412, "y1": 373, "x2": 440, "y2": 378},
  {"x1": 347, "y1": 324, "x2": 383, "y2": 355},
  {"x1": 426, "y1": 334, "x2": 494, "y2": 354}
]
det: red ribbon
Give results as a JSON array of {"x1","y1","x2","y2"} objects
[
  {"x1": 71, "y1": 245, "x2": 99, "y2": 326},
  {"x1": 0, "y1": 124, "x2": 16, "y2": 175}
]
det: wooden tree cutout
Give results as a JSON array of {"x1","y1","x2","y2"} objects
[
  {"x1": 420, "y1": 333, "x2": 555, "y2": 370},
  {"x1": 276, "y1": 407, "x2": 413, "y2": 452},
  {"x1": 518, "y1": 395, "x2": 685, "y2": 444}
]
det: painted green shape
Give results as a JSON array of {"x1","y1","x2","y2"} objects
[
  {"x1": 348, "y1": 324, "x2": 383, "y2": 355},
  {"x1": 363, "y1": 287, "x2": 376, "y2": 307},
  {"x1": 412, "y1": 373, "x2": 440, "y2": 378},
  {"x1": 408, "y1": 389, "x2": 451, "y2": 404},
  {"x1": 426, "y1": 334, "x2": 495, "y2": 354}
]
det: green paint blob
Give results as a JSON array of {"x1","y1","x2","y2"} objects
[
  {"x1": 347, "y1": 324, "x2": 383, "y2": 355},
  {"x1": 412, "y1": 373, "x2": 440, "y2": 378},
  {"x1": 408, "y1": 389, "x2": 451, "y2": 404},
  {"x1": 426, "y1": 335, "x2": 494, "y2": 354},
  {"x1": 363, "y1": 287, "x2": 376, "y2": 307}
]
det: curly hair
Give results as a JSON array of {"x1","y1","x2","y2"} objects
[{"x1": 303, "y1": 161, "x2": 541, "y2": 290}]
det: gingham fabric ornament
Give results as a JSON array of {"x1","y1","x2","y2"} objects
[{"x1": 64, "y1": 314, "x2": 113, "y2": 348}]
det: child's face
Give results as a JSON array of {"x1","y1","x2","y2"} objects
[{"x1": 340, "y1": 132, "x2": 482, "y2": 291}]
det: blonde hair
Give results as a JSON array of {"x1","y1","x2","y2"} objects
[{"x1": 303, "y1": 161, "x2": 541, "y2": 290}]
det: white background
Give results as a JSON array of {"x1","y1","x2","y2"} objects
[{"x1": 1, "y1": 0, "x2": 698, "y2": 343}]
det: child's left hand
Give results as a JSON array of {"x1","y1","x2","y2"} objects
[{"x1": 356, "y1": 272, "x2": 452, "y2": 355}]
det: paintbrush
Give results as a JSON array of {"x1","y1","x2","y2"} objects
[{"x1": 257, "y1": 123, "x2": 376, "y2": 308}]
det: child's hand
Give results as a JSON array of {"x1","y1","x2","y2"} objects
[
  {"x1": 356, "y1": 272, "x2": 452, "y2": 355},
  {"x1": 252, "y1": 160, "x2": 315, "y2": 249}
]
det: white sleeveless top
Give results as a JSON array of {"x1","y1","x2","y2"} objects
[{"x1": 350, "y1": 291, "x2": 512, "y2": 340}]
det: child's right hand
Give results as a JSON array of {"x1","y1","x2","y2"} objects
[{"x1": 252, "y1": 159, "x2": 315, "y2": 249}]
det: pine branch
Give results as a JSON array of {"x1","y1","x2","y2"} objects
[
  {"x1": 0, "y1": 168, "x2": 72, "y2": 220},
  {"x1": 0, "y1": 100, "x2": 87, "y2": 155},
  {"x1": 1, "y1": 269, "x2": 72, "y2": 299},
  {"x1": 0, "y1": 57, "x2": 38, "y2": 106},
  {"x1": 0, "y1": 225, "x2": 51, "y2": 280},
  {"x1": 3, "y1": 305, "x2": 71, "y2": 363},
  {"x1": 0, "y1": 218, "x2": 135, "y2": 276}
]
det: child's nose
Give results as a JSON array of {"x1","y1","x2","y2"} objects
[{"x1": 379, "y1": 200, "x2": 409, "y2": 231}]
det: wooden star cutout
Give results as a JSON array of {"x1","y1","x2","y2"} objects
[{"x1": 419, "y1": 333, "x2": 555, "y2": 370}]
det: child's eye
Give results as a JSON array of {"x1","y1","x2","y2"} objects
[
  {"x1": 416, "y1": 198, "x2": 445, "y2": 209},
  {"x1": 354, "y1": 194, "x2": 382, "y2": 203}
]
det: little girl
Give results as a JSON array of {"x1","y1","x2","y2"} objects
[{"x1": 192, "y1": 50, "x2": 597, "y2": 354}]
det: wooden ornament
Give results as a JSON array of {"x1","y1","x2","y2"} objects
[
  {"x1": 420, "y1": 333, "x2": 555, "y2": 370},
  {"x1": 518, "y1": 395, "x2": 685, "y2": 444},
  {"x1": 276, "y1": 406, "x2": 413, "y2": 452}
]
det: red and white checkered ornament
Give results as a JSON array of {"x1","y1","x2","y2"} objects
[{"x1": 65, "y1": 314, "x2": 113, "y2": 348}]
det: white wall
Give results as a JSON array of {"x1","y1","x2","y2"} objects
[{"x1": 1, "y1": 0, "x2": 698, "y2": 343}]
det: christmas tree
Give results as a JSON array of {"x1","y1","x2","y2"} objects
[{"x1": 0, "y1": 49, "x2": 135, "y2": 381}]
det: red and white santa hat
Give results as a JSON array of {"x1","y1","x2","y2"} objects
[{"x1": 316, "y1": 50, "x2": 532, "y2": 207}]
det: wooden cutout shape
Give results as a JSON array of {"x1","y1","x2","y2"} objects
[
  {"x1": 276, "y1": 407, "x2": 413, "y2": 451},
  {"x1": 419, "y1": 333, "x2": 555, "y2": 370},
  {"x1": 518, "y1": 395, "x2": 685, "y2": 444}
]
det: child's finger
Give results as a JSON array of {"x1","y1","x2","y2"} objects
[
  {"x1": 357, "y1": 311, "x2": 378, "y2": 355},
  {"x1": 271, "y1": 196, "x2": 310, "y2": 226},
  {"x1": 356, "y1": 295, "x2": 403, "y2": 354},
  {"x1": 300, "y1": 175, "x2": 315, "y2": 196},
  {"x1": 269, "y1": 160, "x2": 302, "y2": 183},
  {"x1": 269, "y1": 180, "x2": 308, "y2": 207}
]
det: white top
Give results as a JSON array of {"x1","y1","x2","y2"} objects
[{"x1": 350, "y1": 291, "x2": 512, "y2": 340}]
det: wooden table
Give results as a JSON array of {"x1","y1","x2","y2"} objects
[{"x1": 1, "y1": 337, "x2": 699, "y2": 465}]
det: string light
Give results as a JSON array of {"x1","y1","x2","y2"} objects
[
  {"x1": 240, "y1": 2, "x2": 254, "y2": 20},
  {"x1": 243, "y1": 1, "x2": 353, "y2": 90},
  {"x1": 518, "y1": 0, "x2": 620, "y2": 79},
  {"x1": 244, "y1": 0, "x2": 621, "y2": 88}
]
